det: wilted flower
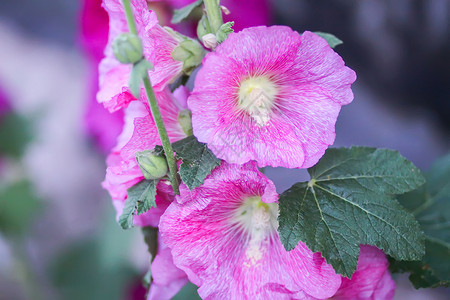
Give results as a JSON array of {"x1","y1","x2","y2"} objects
[{"x1": 188, "y1": 26, "x2": 356, "y2": 168}]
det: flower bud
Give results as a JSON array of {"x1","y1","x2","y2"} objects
[
  {"x1": 113, "y1": 33, "x2": 143, "y2": 64},
  {"x1": 178, "y1": 109, "x2": 193, "y2": 136},
  {"x1": 171, "y1": 39, "x2": 206, "y2": 75},
  {"x1": 135, "y1": 150, "x2": 168, "y2": 180},
  {"x1": 202, "y1": 33, "x2": 218, "y2": 50}
]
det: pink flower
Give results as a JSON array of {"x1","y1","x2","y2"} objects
[
  {"x1": 103, "y1": 88, "x2": 186, "y2": 226},
  {"x1": 188, "y1": 26, "x2": 356, "y2": 168},
  {"x1": 159, "y1": 162, "x2": 341, "y2": 299},
  {"x1": 333, "y1": 246, "x2": 396, "y2": 300},
  {"x1": 147, "y1": 234, "x2": 189, "y2": 300},
  {"x1": 98, "y1": 0, "x2": 184, "y2": 112}
]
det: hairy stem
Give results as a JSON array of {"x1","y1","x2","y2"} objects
[
  {"x1": 142, "y1": 74, "x2": 180, "y2": 194},
  {"x1": 122, "y1": 0, "x2": 138, "y2": 35},
  {"x1": 204, "y1": 0, "x2": 223, "y2": 34},
  {"x1": 121, "y1": 0, "x2": 180, "y2": 194}
]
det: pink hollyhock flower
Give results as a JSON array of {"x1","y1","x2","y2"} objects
[
  {"x1": 333, "y1": 246, "x2": 396, "y2": 300},
  {"x1": 147, "y1": 234, "x2": 189, "y2": 300},
  {"x1": 159, "y1": 162, "x2": 341, "y2": 299},
  {"x1": 98, "y1": 0, "x2": 184, "y2": 112},
  {"x1": 103, "y1": 88, "x2": 186, "y2": 226},
  {"x1": 188, "y1": 27, "x2": 356, "y2": 168}
]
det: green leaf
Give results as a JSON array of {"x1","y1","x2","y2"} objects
[
  {"x1": 0, "y1": 112, "x2": 32, "y2": 158},
  {"x1": 172, "y1": 0, "x2": 203, "y2": 24},
  {"x1": 278, "y1": 147, "x2": 426, "y2": 277},
  {"x1": 0, "y1": 180, "x2": 41, "y2": 236},
  {"x1": 129, "y1": 59, "x2": 153, "y2": 98},
  {"x1": 314, "y1": 32, "x2": 343, "y2": 48},
  {"x1": 392, "y1": 153, "x2": 450, "y2": 288},
  {"x1": 171, "y1": 135, "x2": 221, "y2": 190},
  {"x1": 118, "y1": 179, "x2": 158, "y2": 229},
  {"x1": 216, "y1": 22, "x2": 234, "y2": 43}
]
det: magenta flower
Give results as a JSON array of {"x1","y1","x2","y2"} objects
[
  {"x1": 159, "y1": 162, "x2": 341, "y2": 299},
  {"x1": 98, "y1": 0, "x2": 184, "y2": 112},
  {"x1": 189, "y1": 26, "x2": 356, "y2": 168},
  {"x1": 333, "y1": 246, "x2": 395, "y2": 300},
  {"x1": 103, "y1": 89, "x2": 186, "y2": 226}
]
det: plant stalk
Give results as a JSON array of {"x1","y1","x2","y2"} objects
[
  {"x1": 203, "y1": 0, "x2": 223, "y2": 34},
  {"x1": 122, "y1": 0, "x2": 180, "y2": 194},
  {"x1": 142, "y1": 74, "x2": 180, "y2": 194},
  {"x1": 122, "y1": 0, "x2": 138, "y2": 35}
]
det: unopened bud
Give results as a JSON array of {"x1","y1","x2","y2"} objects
[
  {"x1": 113, "y1": 33, "x2": 143, "y2": 64},
  {"x1": 178, "y1": 109, "x2": 193, "y2": 136},
  {"x1": 221, "y1": 5, "x2": 230, "y2": 15},
  {"x1": 136, "y1": 150, "x2": 168, "y2": 180},
  {"x1": 171, "y1": 39, "x2": 206, "y2": 75},
  {"x1": 202, "y1": 33, "x2": 218, "y2": 50}
]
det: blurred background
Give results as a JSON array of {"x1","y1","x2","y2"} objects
[{"x1": 0, "y1": 0, "x2": 448, "y2": 299}]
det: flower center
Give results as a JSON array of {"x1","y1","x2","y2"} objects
[
  {"x1": 238, "y1": 76, "x2": 278, "y2": 126},
  {"x1": 232, "y1": 196, "x2": 279, "y2": 266}
]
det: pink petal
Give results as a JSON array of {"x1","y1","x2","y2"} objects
[
  {"x1": 333, "y1": 245, "x2": 396, "y2": 300},
  {"x1": 147, "y1": 235, "x2": 188, "y2": 300},
  {"x1": 189, "y1": 26, "x2": 356, "y2": 168},
  {"x1": 160, "y1": 162, "x2": 341, "y2": 299}
]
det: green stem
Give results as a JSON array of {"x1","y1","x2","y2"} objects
[
  {"x1": 121, "y1": 0, "x2": 180, "y2": 194},
  {"x1": 122, "y1": 0, "x2": 138, "y2": 35},
  {"x1": 204, "y1": 0, "x2": 223, "y2": 34},
  {"x1": 142, "y1": 74, "x2": 180, "y2": 195}
]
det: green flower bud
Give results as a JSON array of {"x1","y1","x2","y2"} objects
[
  {"x1": 113, "y1": 33, "x2": 143, "y2": 64},
  {"x1": 135, "y1": 150, "x2": 168, "y2": 180},
  {"x1": 171, "y1": 39, "x2": 206, "y2": 75},
  {"x1": 178, "y1": 109, "x2": 193, "y2": 136},
  {"x1": 197, "y1": 14, "x2": 212, "y2": 40}
]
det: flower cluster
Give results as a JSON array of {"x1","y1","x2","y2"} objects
[{"x1": 97, "y1": 0, "x2": 395, "y2": 299}]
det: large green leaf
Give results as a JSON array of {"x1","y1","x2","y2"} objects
[
  {"x1": 154, "y1": 136, "x2": 221, "y2": 190},
  {"x1": 278, "y1": 147, "x2": 426, "y2": 277},
  {"x1": 392, "y1": 153, "x2": 450, "y2": 288},
  {"x1": 118, "y1": 179, "x2": 158, "y2": 229},
  {"x1": 172, "y1": 136, "x2": 221, "y2": 189}
]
